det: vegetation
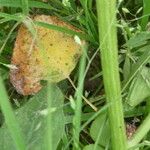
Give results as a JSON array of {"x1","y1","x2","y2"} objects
[{"x1": 0, "y1": 0, "x2": 150, "y2": 150}]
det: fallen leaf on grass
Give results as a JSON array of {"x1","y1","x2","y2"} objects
[{"x1": 10, "y1": 15, "x2": 83, "y2": 95}]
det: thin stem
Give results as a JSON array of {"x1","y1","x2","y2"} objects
[
  {"x1": 0, "y1": 76, "x2": 26, "y2": 150},
  {"x1": 96, "y1": 0, "x2": 127, "y2": 150},
  {"x1": 73, "y1": 44, "x2": 87, "y2": 150},
  {"x1": 67, "y1": 77, "x2": 97, "y2": 111}
]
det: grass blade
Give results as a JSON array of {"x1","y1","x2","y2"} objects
[
  {"x1": 80, "y1": 0, "x2": 98, "y2": 41},
  {"x1": 35, "y1": 21, "x2": 95, "y2": 43},
  {"x1": 0, "y1": 12, "x2": 22, "y2": 21},
  {"x1": 21, "y1": 0, "x2": 29, "y2": 15},
  {"x1": 0, "y1": 0, "x2": 54, "y2": 10},
  {"x1": 140, "y1": 0, "x2": 150, "y2": 30},
  {"x1": 73, "y1": 43, "x2": 87, "y2": 149},
  {"x1": 0, "y1": 76, "x2": 26, "y2": 150},
  {"x1": 0, "y1": 22, "x2": 20, "y2": 54}
]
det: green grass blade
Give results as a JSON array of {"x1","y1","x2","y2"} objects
[
  {"x1": 0, "y1": 12, "x2": 22, "y2": 21},
  {"x1": 96, "y1": 0, "x2": 127, "y2": 149},
  {"x1": 140, "y1": 0, "x2": 150, "y2": 30},
  {"x1": 21, "y1": 0, "x2": 29, "y2": 15},
  {"x1": 69, "y1": 0, "x2": 77, "y2": 11},
  {"x1": 0, "y1": 76, "x2": 26, "y2": 150},
  {"x1": 0, "y1": 22, "x2": 20, "y2": 54},
  {"x1": 0, "y1": 18, "x2": 15, "y2": 24},
  {"x1": 29, "y1": 1, "x2": 55, "y2": 10},
  {"x1": 79, "y1": 0, "x2": 98, "y2": 41},
  {"x1": 0, "y1": 0, "x2": 54, "y2": 10},
  {"x1": 81, "y1": 104, "x2": 109, "y2": 130},
  {"x1": 73, "y1": 43, "x2": 87, "y2": 150},
  {"x1": 35, "y1": 21, "x2": 95, "y2": 43}
]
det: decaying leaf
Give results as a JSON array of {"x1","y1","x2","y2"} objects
[{"x1": 10, "y1": 15, "x2": 83, "y2": 95}]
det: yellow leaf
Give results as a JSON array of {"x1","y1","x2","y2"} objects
[{"x1": 10, "y1": 15, "x2": 83, "y2": 95}]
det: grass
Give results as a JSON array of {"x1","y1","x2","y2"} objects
[
  {"x1": 0, "y1": 76, "x2": 26, "y2": 150},
  {"x1": 0, "y1": 0, "x2": 150, "y2": 150},
  {"x1": 73, "y1": 43, "x2": 87, "y2": 149}
]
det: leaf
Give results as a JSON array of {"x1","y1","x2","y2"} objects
[
  {"x1": 122, "y1": 45, "x2": 150, "y2": 91},
  {"x1": 10, "y1": 15, "x2": 83, "y2": 95},
  {"x1": 83, "y1": 144, "x2": 104, "y2": 150},
  {"x1": 140, "y1": 0, "x2": 150, "y2": 30},
  {"x1": 127, "y1": 66, "x2": 150, "y2": 107},
  {"x1": 126, "y1": 32, "x2": 150, "y2": 49},
  {"x1": 90, "y1": 112, "x2": 110, "y2": 148},
  {"x1": 123, "y1": 55, "x2": 131, "y2": 82},
  {"x1": 0, "y1": 84, "x2": 65, "y2": 150},
  {"x1": 124, "y1": 31, "x2": 150, "y2": 106}
]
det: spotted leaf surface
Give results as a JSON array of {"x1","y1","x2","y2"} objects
[{"x1": 10, "y1": 15, "x2": 83, "y2": 95}]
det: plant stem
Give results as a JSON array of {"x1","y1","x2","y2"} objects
[
  {"x1": 128, "y1": 113, "x2": 150, "y2": 148},
  {"x1": 73, "y1": 44, "x2": 87, "y2": 150},
  {"x1": 0, "y1": 76, "x2": 26, "y2": 150},
  {"x1": 96, "y1": 0, "x2": 127, "y2": 150}
]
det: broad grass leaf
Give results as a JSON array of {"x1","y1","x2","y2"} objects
[
  {"x1": 127, "y1": 66, "x2": 150, "y2": 107},
  {"x1": 0, "y1": 84, "x2": 65, "y2": 150},
  {"x1": 90, "y1": 112, "x2": 110, "y2": 148}
]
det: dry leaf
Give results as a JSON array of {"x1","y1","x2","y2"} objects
[{"x1": 10, "y1": 15, "x2": 83, "y2": 95}]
